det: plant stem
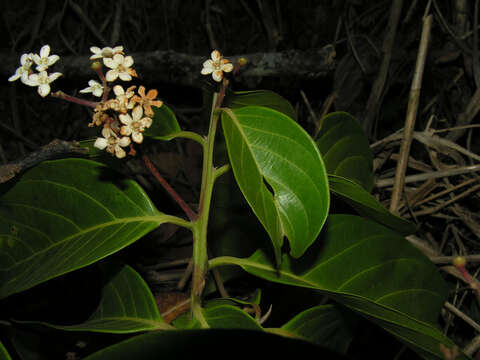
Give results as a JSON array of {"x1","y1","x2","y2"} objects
[
  {"x1": 190, "y1": 92, "x2": 221, "y2": 327},
  {"x1": 50, "y1": 91, "x2": 98, "y2": 108},
  {"x1": 142, "y1": 154, "x2": 198, "y2": 221}
]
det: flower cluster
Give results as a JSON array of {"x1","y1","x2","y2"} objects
[
  {"x1": 8, "y1": 44, "x2": 163, "y2": 159},
  {"x1": 84, "y1": 46, "x2": 162, "y2": 159},
  {"x1": 8, "y1": 45, "x2": 62, "y2": 97}
]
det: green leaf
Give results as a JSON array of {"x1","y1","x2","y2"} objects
[
  {"x1": 217, "y1": 214, "x2": 458, "y2": 360},
  {"x1": 83, "y1": 329, "x2": 350, "y2": 360},
  {"x1": 0, "y1": 158, "x2": 170, "y2": 299},
  {"x1": 227, "y1": 90, "x2": 297, "y2": 121},
  {"x1": 329, "y1": 175, "x2": 417, "y2": 236},
  {"x1": 30, "y1": 264, "x2": 170, "y2": 333},
  {"x1": 316, "y1": 112, "x2": 374, "y2": 191},
  {"x1": 0, "y1": 342, "x2": 12, "y2": 360},
  {"x1": 221, "y1": 106, "x2": 329, "y2": 261},
  {"x1": 280, "y1": 304, "x2": 358, "y2": 354},
  {"x1": 143, "y1": 104, "x2": 181, "y2": 140},
  {"x1": 173, "y1": 300, "x2": 263, "y2": 330}
]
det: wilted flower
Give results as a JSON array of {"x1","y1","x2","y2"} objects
[
  {"x1": 32, "y1": 45, "x2": 60, "y2": 72},
  {"x1": 103, "y1": 54, "x2": 137, "y2": 82},
  {"x1": 119, "y1": 105, "x2": 152, "y2": 144},
  {"x1": 113, "y1": 84, "x2": 136, "y2": 113},
  {"x1": 8, "y1": 53, "x2": 34, "y2": 84},
  {"x1": 131, "y1": 86, "x2": 163, "y2": 117},
  {"x1": 89, "y1": 46, "x2": 124, "y2": 60},
  {"x1": 25, "y1": 71, "x2": 62, "y2": 97},
  {"x1": 80, "y1": 79, "x2": 104, "y2": 97},
  {"x1": 201, "y1": 50, "x2": 233, "y2": 82},
  {"x1": 94, "y1": 127, "x2": 131, "y2": 158}
]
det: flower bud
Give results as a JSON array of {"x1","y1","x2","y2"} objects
[{"x1": 91, "y1": 61, "x2": 102, "y2": 71}]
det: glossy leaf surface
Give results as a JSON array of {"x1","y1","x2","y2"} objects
[
  {"x1": 219, "y1": 215, "x2": 456, "y2": 359},
  {"x1": 227, "y1": 90, "x2": 297, "y2": 121},
  {"x1": 329, "y1": 175, "x2": 417, "y2": 235},
  {"x1": 316, "y1": 112, "x2": 374, "y2": 191},
  {"x1": 143, "y1": 104, "x2": 181, "y2": 140},
  {"x1": 83, "y1": 329, "x2": 349, "y2": 360},
  {"x1": 0, "y1": 158, "x2": 167, "y2": 299},
  {"x1": 221, "y1": 106, "x2": 329, "y2": 261},
  {"x1": 39, "y1": 264, "x2": 169, "y2": 333}
]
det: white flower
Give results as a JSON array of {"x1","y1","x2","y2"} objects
[
  {"x1": 8, "y1": 53, "x2": 34, "y2": 84},
  {"x1": 32, "y1": 45, "x2": 60, "y2": 72},
  {"x1": 94, "y1": 127, "x2": 131, "y2": 158},
  {"x1": 25, "y1": 71, "x2": 62, "y2": 97},
  {"x1": 201, "y1": 50, "x2": 234, "y2": 82},
  {"x1": 119, "y1": 106, "x2": 152, "y2": 144},
  {"x1": 79, "y1": 79, "x2": 104, "y2": 97},
  {"x1": 113, "y1": 84, "x2": 136, "y2": 112},
  {"x1": 103, "y1": 54, "x2": 136, "y2": 82},
  {"x1": 89, "y1": 46, "x2": 124, "y2": 60}
]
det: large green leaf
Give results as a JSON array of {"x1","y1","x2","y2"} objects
[
  {"x1": 279, "y1": 304, "x2": 358, "y2": 354},
  {"x1": 83, "y1": 329, "x2": 349, "y2": 360},
  {"x1": 316, "y1": 112, "x2": 374, "y2": 191},
  {"x1": 221, "y1": 106, "x2": 329, "y2": 262},
  {"x1": 329, "y1": 175, "x2": 417, "y2": 236},
  {"x1": 33, "y1": 264, "x2": 170, "y2": 333},
  {"x1": 0, "y1": 158, "x2": 169, "y2": 299},
  {"x1": 215, "y1": 215, "x2": 460, "y2": 360},
  {"x1": 227, "y1": 90, "x2": 297, "y2": 121}
]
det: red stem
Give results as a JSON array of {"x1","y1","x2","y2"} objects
[
  {"x1": 143, "y1": 154, "x2": 197, "y2": 221},
  {"x1": 50, "y1": 91, "x2": 98, "y2": 108}
]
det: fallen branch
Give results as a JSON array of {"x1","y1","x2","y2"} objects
[
  {"x1": 1, "y1": 46, "x2": 336, "y2": 88},
  {"x1": 0, "y1": 139, "x2": 88, "y2": 183}
]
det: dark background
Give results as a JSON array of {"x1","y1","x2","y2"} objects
[{"x1": 1, "y1": 1, "x2": 480, "y2": 359}]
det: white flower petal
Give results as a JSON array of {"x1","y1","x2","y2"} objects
[
  {"x1": 47, "y1": 55, "x2": 60, "y2": 66},
  {"x1": 132, "y1": 132, "x2": 143, "y2": 144},
  {"x1": 103, "y1": 57, "x2": 115, "y2": 69},
  {"x1": 92, "y1": 87, "x2": 104, "y2": 97},
  {"x1": 38, "y1": 84, "x2": 51, "y2": 97},
  {"x1": 113, "y1": 85, "x2": 124, "y2": 96},
  {"x1": 39, "y1": 45, "x2": 50, "y2": 58},
  {"x1": 90, "y1": 46, "x2": 102, "y2": 54},
  {"x1": 105, "y1": 70, "x2": 118, "y2": 82},
  {"x1": 222, "y1": 62, "x2": 234, "y2": 73},
  {"x1": 118, "y1": 72, "x2": 132, "y2": 81},
  {"x1": 8, "y1": 72, "x2": 21, "y2": 82},
  {"x1": 114, "y1": 147, "x2": 126, "y2": 159},
  {"x1": 132, "y1": 105, "x2": 143, "y2": 120},
  {"x1": 48, "y1": 72, "x2": 62, "y2": 82},
  {"x1": 212, "y1": 70, "x2": 223, "y2": 82},
  {"x1": 123, "y1": 56, "x2": 134, "y2": 68},
  {"x1": 211, "y1": 50, "x2": 221, "y2": 61},
  {"x1": 94, "y1": 137, "x2": 108, "y2": 150},
  {"x1": 119, "y1": 113, "x2": 132, "y2": 126},
  {"x1": 26, "y1": 74, "x2": 39, "y2": 86},
  {"x1": 120, "y1": 125, "x2": 131, "y2": 136}
]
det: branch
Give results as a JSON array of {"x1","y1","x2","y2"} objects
[
  {"x1": 0, "y1": 139, "x2": 88, "y2": 183},
  {"x1": 1, "y1": 46, "x2": 336, "y2": 88}
]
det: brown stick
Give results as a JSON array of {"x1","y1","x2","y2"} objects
[
  {"x1": 0, "y1": 139, "x2": 88, "y2": 183},
  {"x1": 363, "y1": 0, "x2": 403, "y2": 136},
  {"x1": 389, "y1": 14, "x2": 433, "y2": 213},
  {"x1": 142, "y1": 154, "x2": 197, "y2": 221}
]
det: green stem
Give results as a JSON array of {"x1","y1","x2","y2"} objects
[
  {"x1": 172, "y1": 131, "x2": 206, "y2": 146},
  {"x1": 190, "y1": 93, "x2": 221, "y2": 328}
]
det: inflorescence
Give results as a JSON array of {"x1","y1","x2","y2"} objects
[{"x1": 9, "y1": 46, "x2": 236, "y2": 158}]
